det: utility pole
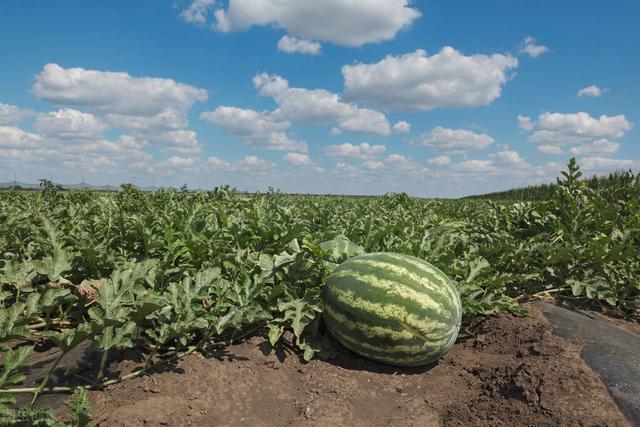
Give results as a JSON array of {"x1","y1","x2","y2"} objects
[{"x1": 13, "y1": 171, "x2": 17, "y2": 189}]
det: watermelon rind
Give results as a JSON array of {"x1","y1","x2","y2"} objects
[
  {"x1": 322, "y1": 252, "x2": 462, "y2": 366},
  {"x1": 318, "y1": 235, "x2": 366, "y2": 264}
]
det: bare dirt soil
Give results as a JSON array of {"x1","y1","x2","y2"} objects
[{"x1": 80, "y1": 304, "x2": 630, "y2": 427}]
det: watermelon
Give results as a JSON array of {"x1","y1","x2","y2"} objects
[
  {"x1": 318, "y1": 236, "x2": 366, "y2": 263},
  {"x1": 322, "y1": 252, "x2": 462, "y2": 366}
]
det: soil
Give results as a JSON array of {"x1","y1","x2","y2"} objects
[{"x1": 77, "y1": 304, "x2": 630, "y2": 427}]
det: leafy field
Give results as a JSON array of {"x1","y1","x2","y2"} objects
[{"x1": 1, "y1": 159, "x2": 639, "y2": 424}]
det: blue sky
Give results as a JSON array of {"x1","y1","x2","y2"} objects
[{"x1": 0, "y1": 0, "x2": 638, "y2": 197}]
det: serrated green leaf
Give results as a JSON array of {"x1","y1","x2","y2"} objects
[{"x1": 33, "y1": 247, "x2": 73, "y2": 281}]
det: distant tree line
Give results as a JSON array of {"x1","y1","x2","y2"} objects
[{"x1": 464, "y1": 169, "x2": 637, "y2": 201}]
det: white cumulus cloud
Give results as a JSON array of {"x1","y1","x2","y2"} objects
[
  {"x1": 201, "y1": 155, "x2": 276, "y2": 173},
  {"x1": 253, "y1": 73, "x2": 390, "y2": 135},
  {"x1": 580, "y1": 157, "x2": 635, "y2": 172},
  {"x1": 157, "y1": 156, "x2": 195, "y2": 169},
  {"x1": 34, "y1": 63, "x2": 208, "y2": 117},
  {"x1": 569, "y1": 139, "x2": 620, "y2": 156},
  {"x1": 238, "y1": 155, "x2": 274, "y2": 171},
  {"x1": 32, "y1": 64, "x2": 209, "y2": 156},
  {"x1": 342, "y1": 47, "x2": 518, "y2": 111},
  {"x1": 201, "y1": 106, "x2": 288, "y2": 135},
  {"x1": 0, "y1": 103, "x2": 33, "y2": 126},
  {"x1": 519, "y1": 36, "x2": 549, "y2": 58},
  {"x1": 449, "y1": 152, "x2": 544, "y2": 179},
  {"x1": 324, "y1": 142, "x2": 386, "y2": 160},
  {"x1": 517, "y1": 115, "x2": 534, "y2": 131},
  {"x1": 283, "y1": 152, "x2": 325, "y2": 172},
  {"x1": 537, "y1": 145, "x2": 564, "y2": 155},
  {"x1": 393, "y1": 121, "x2": 411, "y2": 133},
  {"x1": 417, "y1": 127, "x2": 494, "y2": 152},
  {"x1": 457, "y1": 159, "x2": 498, "y2": 174},
  {"x1": 383, "y1": 154, "x2": 427, "y2": 174},
  {"x1": 277, "y1": 35, "x2": 321, "y2": 55},
  {"x1": 0, "y1": 126, "x2": 43, "y2": 149},
  {"x1": 283, "y1": 152, "x2": 312, "y2": 166},
  {"x1": 206, "y1": 156, "x2": 231, "y2": 169},
  {"x1": 35, "y1": 108, "x2": 107, "y2": 140},
  {"x1": 211, "y1": 0, "x2": 421, "y2": 47},
  {"x1": 524, "y1": 112, "x2": 632, "y2": 145},
  {"x1": 200, "y1": 106, "x2": 307, "y2": 152},
  {"x1": 577, "y1": 85, "x2": 609, "y2": 98},
  {"x1": 493, "y1": 150, "x2": 530, "y2": 169},
  {"x1": 138, "y1": 130, "x2": 203, "y2": 155},
  {"x1": 363, "y1": 160, "x2": 385, "y2": 170},
  {"x1": 104, "y1": 108, "x2": 188, "y2": 132},
  {"x1": 427, "y1": 155, "x2": 451, "y2": 166},
  {"x1": 0, "y1": 123, "x2": 152, "y2": 170},
  {"x1": 75, "y1": 135, "x2": 151, "y2": 162},
  {"x1": 179, "y1": 0, "x2": 216, "y2": 25},
  {"x1": 331, "y1": 161, "x2": 360, "y2": 177}
]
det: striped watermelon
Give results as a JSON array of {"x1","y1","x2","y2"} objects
[
  {"x1": 322, "y1": 252, "x2": 462, "y2": 366},
  {"x1": 318, "y1": 236, "x2": 366, "y2": 263}
]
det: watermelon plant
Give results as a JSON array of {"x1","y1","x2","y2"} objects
[{"x1": 0, "y1": 159, "x2": 638, "y2": 418}]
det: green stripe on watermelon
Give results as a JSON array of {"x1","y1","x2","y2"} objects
[
  {"x1": 326, "y1": 271, "x2": 451, "y2": 333},
  {"x1": 329, "y1": 327, "x2": 449, "y2": 366},
  {"x1": 348, "y1": 253, "x2": 452, "y2": 299},
  {"x1": 323, "y1": 285, "x2": 444, "y2": 338},
  {"x1": 331, "y1": 260, "x2": 454, "y2": 314},
  {"x1": 381, "y1": 253, "x2": 461, "y2": 309},
  {"x1": 344, "y1": 252, "x2": 462, "y2": 323},
  {"x1": 326, "y1": 286, "x2": 449, "y2": 336},
  {"x1": 324, "y1": 306, "x2": 450, "y2": 352},
  {"x1": 323, "y1": 304, "x2": 416, "y2": 341}
]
